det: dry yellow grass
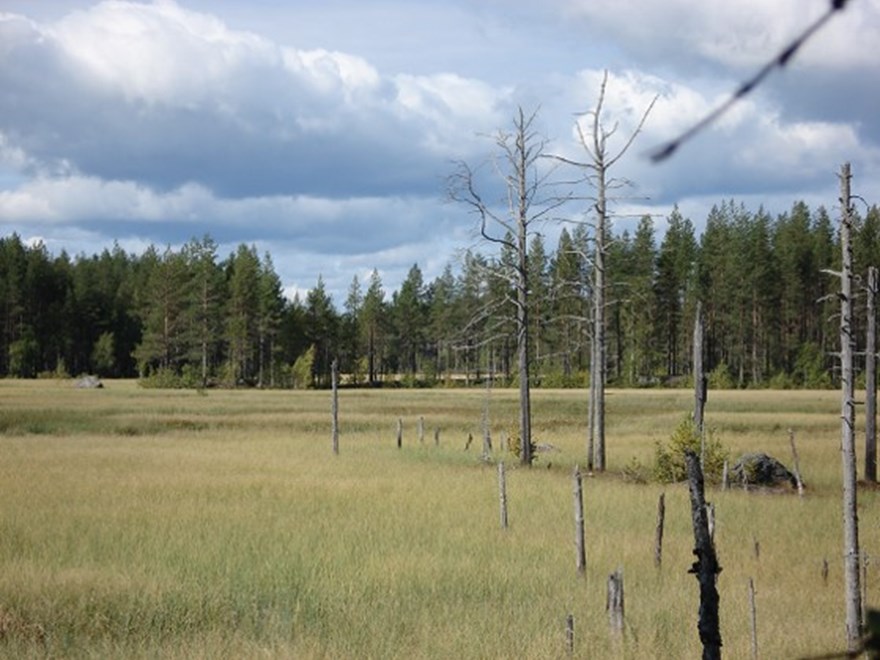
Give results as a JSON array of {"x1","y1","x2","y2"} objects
[{"x1": 0, "y1": 380, "x2": 875, "y2": 658}]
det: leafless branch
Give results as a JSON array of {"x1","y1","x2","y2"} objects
[{"x1": 650, "y1": 0, "x2": 851, "y2": 162}]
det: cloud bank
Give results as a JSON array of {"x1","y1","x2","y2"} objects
[{"x1": 0, "y1": 0, "x2": 878, "y2": 300}]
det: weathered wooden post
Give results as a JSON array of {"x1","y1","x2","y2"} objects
[
  {"x1": 721, "y1": 460, "x2": 729, "y2": 491},
  {"x1": 606, "y1": 569, "x2": 625, "y2": 636},
  {"x1": 396, "y1": 418, "x2": 403, "y2": 449},
  {"x1": 788, "y1": 428, "x2": 805, "y2": 497},
  {"x1": 418, "y1": 415, "x2": 425, "y2": 444},
  {"x1": 748, "y1": 578, "x2": 758, "y2": 660},
  {"x1": 331, "y1": 358, "x2": 339, "y2": 455},
  {"x1": 573, "y1": 466, "x2": 586, "y2": 575},
  {"x1": 685, "y1": 450, "x2": 722, "y2": 660},
  {"x1": 498, "y1": 461, "x2": 508, "y2": 530},
  {"x1": 565, "y1": 614, "x2": 575, "y2": 656},
  {"x1": 655, "y1": 492, "x2": 666, "y2": 569}
]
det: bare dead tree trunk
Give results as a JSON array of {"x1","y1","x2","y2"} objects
[
  {"x1": 592, "y1": 165, "x2": 607, "y2": 472},
  {"x1": 694, "y1": 301, "x2": 707, "y2": 467},
  {"x1": 331, "y1": 358, "x2": 339, "y2": 455},
  {"x1": 866, "y1": 266, "x2": 878, "y2": 483},
  {"x1": 685, "y1": 451, "x2": 722, "y2": 660},
  {"x1": 555, "y1": 71, "x2": 656, "y2": 472},
  {"x1": 450, "y1": 108, "x2": 567, "y2": 468},
  {"x1": 838, "y1": 162, "x2": 863, "y2": 652}
]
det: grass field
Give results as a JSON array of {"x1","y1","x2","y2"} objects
[{"x1": 0, "y1": 380, "x2": 876, "y2": 658}]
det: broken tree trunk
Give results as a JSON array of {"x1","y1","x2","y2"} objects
[{"x1": 685, "y1": 450, "x2": 722, "y2": 660}]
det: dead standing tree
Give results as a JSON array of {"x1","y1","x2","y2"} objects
[
  {"x1": 835, "y1": 162, "x2": 863, "y2": 652},
  {"x1": 555, "y1": 71, "x2": 656, "y2": 471},
  {"x1": 451, "y1": 107, "x2": 568, "y2": 466}
]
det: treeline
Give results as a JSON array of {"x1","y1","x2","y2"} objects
[{"x1": 1, "y1": 199, "x2": 878, "y2": 388}]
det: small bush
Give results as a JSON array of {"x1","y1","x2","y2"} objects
[
  {"x1": 139, "y1": 366, "x2": 184, "y2": 389},
  {"x1": 621, "y1": 456, "x2": 650, "y2": 484},
  {"x1": 292, "y1": 345, "x2": 316, "y2": 389},
  {"x1": 654, "y1": 416, "x2": 728, "y2": 484},
  {"x1": 708, "y1": 362, "x2": 735, "y2": 389}
]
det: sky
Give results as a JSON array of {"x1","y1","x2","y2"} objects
[{"x1": 1, "y1": 0, "x2": 878, "y2": 304}]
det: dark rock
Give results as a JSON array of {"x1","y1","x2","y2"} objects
[{"x1": 731, "y1": 452, "x2": 797, "y2": 489}]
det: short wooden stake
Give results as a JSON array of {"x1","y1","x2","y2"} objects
[
  {"x1": 498, "y1": 462, "x2": 509, "y2": 530},
  {"x1": 330, "y1": 358, "x2": 339, "y2": 455},
  {"x1": 566, "y1": 614, "x2": 575, "y2": 656},
  {"x1": 862, "y1": 554, "x2": 870, "y2": 628},
  {"x1": 748, "y1": 578, "x2": 758, "y2": 660},
  {"x1": 434, "y1": 427, "x2": 440, "y2": 446},
  {"x1": 606, "y1": 569, "x2": 625, "y2": 636},
  {"x1": 418, "y1": 416, "x2": 425, "y2": 444},
  {"x1": 396, "y1": 418, "x2": 403, "y2": 449},
  {"x1": 655, "y1": 492, "x2": 666, "y2": 569},
  {"x1": 573, "y1": 466, "x2": 586, "y2": 575},
  {"x1": 722, "y1": 460, "x2": 729, "y2": 491},
  {"x1": 788, "y1": 428, "x2": 805, "y2": 497}
]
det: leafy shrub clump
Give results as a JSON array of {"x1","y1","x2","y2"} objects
[
  {"x1": 654, "y1": 416, "x2": 728, "y2": 484},
  {"x1": 621, "y1": 456, "x2": 650, "y2": 484}
]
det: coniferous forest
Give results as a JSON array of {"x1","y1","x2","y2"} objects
[{"x1": 2, "y1": 199, "x2": 879, "y2": 388}]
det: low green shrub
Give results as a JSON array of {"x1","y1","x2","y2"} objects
[{"x1": 654, "y1": 416, "x2": 728, "y2": 484}]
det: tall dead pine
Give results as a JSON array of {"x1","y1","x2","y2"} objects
[
  {"x1": 685, "y1": 451, "x2": 722, "y2": 660},
  {"x1": 554, "y1": 71, "x2": 656, "y2": 472},
  {"x1": 837, "y1": 162, "x2": 863, "y2": 652}
]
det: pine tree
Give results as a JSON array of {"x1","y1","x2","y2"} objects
[
  {"x1": 305, "y1": 276, "x2": 338, "y2": 387},
  {"x1": 361, "y1": 269, "x2": 386, "y2": 385},
  {"x1": 184, "y1": 236, "x2": 224, "y2": 387},
  {"x1": 257, "y1": 252, "x2": 285, "y2": 388},
  {"x1": 224, "y1": 244, "x2": 261, "y2": 386},
  {"x1": 134, "y1": 246, "x2": 193, "y2": 375}
]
